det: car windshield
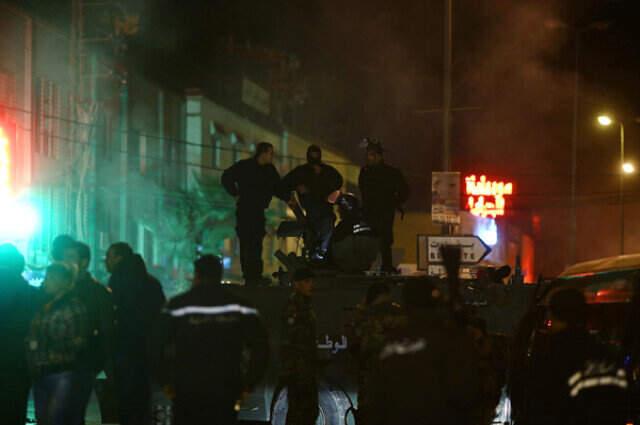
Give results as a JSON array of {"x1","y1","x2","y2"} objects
[{"x1": 546, "y1": 271, "x2": 638, "y2": 345}]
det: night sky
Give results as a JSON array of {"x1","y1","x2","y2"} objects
[{"x1": 15, "y1": 0, "x2": 640, "y2": 274}]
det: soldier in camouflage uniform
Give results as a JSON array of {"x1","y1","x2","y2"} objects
[
  {"x1": 349, "y1": 282, "x2": 405, "y2": 425},
  {"x1": 280, "y1": 268, "x2": 319, "y2": 425}
]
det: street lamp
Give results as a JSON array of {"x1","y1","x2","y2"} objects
[
  {"x1": 623, "y1": 162, "x2": 635, "y2": 174},
  {"x1": 597, "y1": 114, "x2": 630, "y2": 255},
  {"x1": 598, "y1": 115, "x2": 613, "y2": 126}
]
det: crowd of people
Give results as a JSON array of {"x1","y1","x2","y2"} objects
[
  {"x1": 0, "y1": 236, "x2": 167, "y2": 425},
  {"x1": 0, "y1": 232, "x2": 634, "y2": 425},
  {"x1": 0, "y1": 142, "x2": 633, "y2": 425}
]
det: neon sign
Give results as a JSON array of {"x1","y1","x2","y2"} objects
[{"x1": 465, "y1": 175, "x2": 513, "y2": 218}]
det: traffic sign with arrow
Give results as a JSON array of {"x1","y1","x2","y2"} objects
[{"x1": 417, "y1": 235, "x2": 491, "y2": 270}]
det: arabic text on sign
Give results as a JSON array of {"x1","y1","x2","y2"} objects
[{"x1": 465, "y1": 175, "x2": 514, "y2": 218}]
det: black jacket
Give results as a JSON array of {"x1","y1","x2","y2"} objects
[
  {"x1": 279, "y1": 162, "x2": 343, "y2": 208},
  {"x1": 108, "y1": 254, "x2": 165, "y2": 358},
  {"x1": 358, "y1": 163, "x2": 409, "y2": 214},
  {"x1": 221, "y1": 158, "x2": 282, "y2": 210},
  {"x1": 0, "y1": 268, "x2": 38, "y2": 377},
  {"x1": 156, "y1": 284, "x2": 269, "y2": 400},
  {"x1": 523, "y1": 328, "x2": 627, "y2": 425},
  {"x1": 73, "y1": 272, "x2": 115, "y2": 375},
  {"x1": 368, "y1": 311, "x2": 483, "y2": 425}
]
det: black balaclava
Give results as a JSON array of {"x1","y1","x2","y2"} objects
[{"x1": 307, "y1": 145, "x2": 322, "y2": 165}]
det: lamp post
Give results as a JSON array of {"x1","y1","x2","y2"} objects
[{"x1": 597, "y1": 115, "x2": 633, "y2": 255}]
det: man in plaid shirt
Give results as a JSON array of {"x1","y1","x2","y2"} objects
[{"x1": 26, "y1": 262, "x2": 90, "y2": 425}]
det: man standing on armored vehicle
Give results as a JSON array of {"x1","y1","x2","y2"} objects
[
  {"x1": 280, "y1": 268, "x2": 319, "y2": 425},
  {"x1": 358, "y1": 139, "x2": 409, "y2": 274},
  {"x1": 279, "y1": 145, "x2": 343, "y2": 263},
  {"x1": 222, "y1": 142, "x2": 283, "y2": 286}
]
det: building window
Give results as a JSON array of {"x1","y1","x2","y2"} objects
[
  {"x1": 139, "y1": 133, "x2": 147, "y2": 175},
  {"x1": 138, "y1": 224, "x2": 155, "y2": 265},
  {"x1": 0, "y1": 72, "x2": 16, "y2": 106},
  {"x1": 36, "y1": 78, "x2": 60, "y2": 157}
]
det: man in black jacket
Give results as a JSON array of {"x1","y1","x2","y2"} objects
[
  {"x1": 222, "y1": 142, "x2": 283, "y2": 285},
  {"x1": 523, "y1": 289, "x2": 628, "y2": 425},
  {"x1": 158, "y1": 255, "x2": 269, "y2": 425},
  {"x1": 368, "y1": 279, "x2": 483, "y2": 425},
  {"x1": 63, "y1": 241, "x2": 115, "y2": 423},
  {"x1": 358, "y1": 139, "x2": 409, "y2": 273},
  {"x1": 280, "y1": 145, "x2": 343, "y2": 262},
  {"x1": 0, "y1": 244, "x2": 37, "y2": 425},
  {"x1": 106, "y1": 242, "x2": 165, "y2": 425}
]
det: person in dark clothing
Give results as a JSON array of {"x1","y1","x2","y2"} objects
[
  {"x1": 51, "y1": 234, "x2": 76, "y2": 262},
  {"x1": 26, "y1": 262, "x2": 90, "y2": 425},
  {"x1": 63, "y1": 241, "x2": 115, "y2": 423},
  {"x1": 0, "y1": 244, "x2": 38, "y2": 425},
  {"x1": 330, "y1": 193, "x2": 378, "y2": 272},
  {"x1": 106, "y1": 242, "x2": 166, "y2": 425},
  {"x1": 280, "y1": 145, "x2": 343, "y2": 262},
  {"x1": 157, "y1": 255, "x2": 269, "y2": 425},
  {"x1": 349, "y1": 282, "x2": 405, "y2": 425},
  {"x1": 522, "y1": 289, "x2": 628, "y2": 425},
  {"x1": 368, "y1": 279, "x2": 483, "y2": 425},
  {"x1": 222, "y1": 142, "x2": 283, "y2": 286},
  {"x1": 358, "y1": 139, "x2": 409, "y2": 273},
  {"x1": 279, "y1": 267, "x2": 318, "y2": 425}
]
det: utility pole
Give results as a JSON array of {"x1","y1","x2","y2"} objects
[
  {"x1": 568, "y1": 31, "x2": 579, "y2": 266},
  {"x1": 442, "y1": 0, "x2": 452, "y2": 172}
]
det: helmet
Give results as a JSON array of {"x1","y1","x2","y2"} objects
[{"x1": 336, "y1": 193, "x2": 360, "y2": 215}]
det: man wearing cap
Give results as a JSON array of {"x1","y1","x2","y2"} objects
[
  {"x1": 358, "y1": 139, "x2": 409, "y2": 273},
  {"x1": 157, "y1": 255, "x2": 269, "y2": 424},
  {"x1": 280, "y1": 268, "x2": 318, "y2": 424},
  {"x1": 279, "y1": 145, "x2": 343, "y2": 263}
]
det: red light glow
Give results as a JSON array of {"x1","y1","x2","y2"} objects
[
  {"x1": 0, "y1": 126, "x2": 10, "y2": 199},
  {"x1": 465, "y1": 175, "x2": 514, "y2": 218}
]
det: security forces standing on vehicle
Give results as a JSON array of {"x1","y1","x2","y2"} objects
[
  {"x1": 222, "y1": 142, "x2": 283, "y2": 285},
  {"x1": 280, "y1": 145, "x2": 343, "y2": 262},
  {"x1": 358, "y1": 139, "x2": 409, "y2": 273},
  {"x1": 349, "y1": 282, "x2": 405, "y2": 425},
  {"x1": 158, "y1": 255, "x2": 269, "y2": 425},
  {"x1": 280, "y1": 268, "x2": 318, "y2": 425}
]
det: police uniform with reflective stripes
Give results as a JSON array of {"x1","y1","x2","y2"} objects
[{"x1": 157, "y1": 284, "x2": 269, "y2": 425}]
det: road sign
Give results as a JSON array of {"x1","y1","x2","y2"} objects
[
  {"x1": 427, "y1": 264, "x2": 478, "y2": 279},
  {"x1": 417, "y1": 235, "x2": 491, "y2": 270},
  {"x1": 431, "y1": 171, "x2": 461, "y2": 224}
]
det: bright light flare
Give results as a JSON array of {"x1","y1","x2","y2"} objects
[
  {"x1": 0, "y1": 199, "x2": 39, "y2": 241},
  {"x1": 623, "y1": 162, "x2": 635, "y2": 174},
  {"x1": 597, "y1": 115, "x2": 613, "y2": 127}
]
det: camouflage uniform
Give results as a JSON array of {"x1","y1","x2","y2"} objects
[
  {"x1": 350, "y1": 301, "x2": 405, "y2": 424},
  {"x1": 281, "y1": 291, "x2": 318, "y2": 425}
]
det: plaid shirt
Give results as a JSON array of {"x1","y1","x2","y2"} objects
[{"x1": 26, "y1": 291, "x2": 89, "y2": 378}]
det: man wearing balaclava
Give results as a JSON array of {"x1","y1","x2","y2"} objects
[{"x1": 279, "y1": 145, "x2": 343, "y2": 262}]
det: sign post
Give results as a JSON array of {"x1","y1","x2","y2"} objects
[{"x1": 431, "y1": 171, "x2": 460, "y2": 225}]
